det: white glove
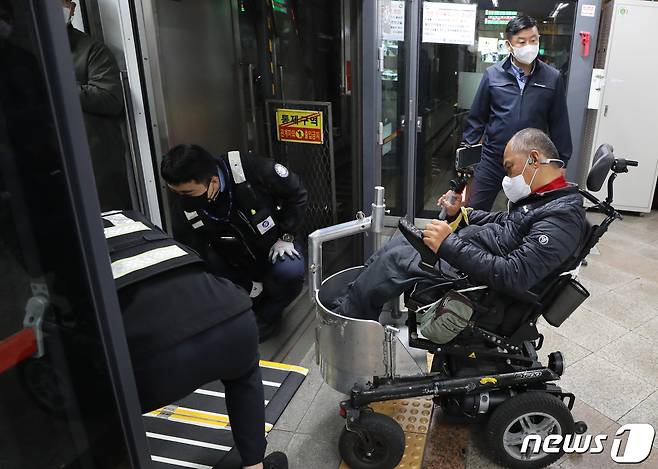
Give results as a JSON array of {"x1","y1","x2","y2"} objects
[{"x1": 269, "y1": 239, "x2": 300, "y2": 264}]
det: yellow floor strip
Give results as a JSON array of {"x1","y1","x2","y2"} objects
[
  {"x1": 259, "y1": 359, "x2": 309, "y2": 375},
  {"x1": 147, "y1": 406, "x2": 273, "y2": 432}
]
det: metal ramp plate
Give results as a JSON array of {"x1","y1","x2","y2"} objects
[{"x1": 144, "y1": 360, "x2": 308, "y2": 469}]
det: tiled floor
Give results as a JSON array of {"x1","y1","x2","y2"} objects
[{"x1": 271, "y1": 210, "x2": 658, "y2": 468}]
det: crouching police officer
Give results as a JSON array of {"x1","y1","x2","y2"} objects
[
  {"x1": 160, "y1": 145, "x2": 308, "y2": 341},
  {"x1": 103, "y1": 210, "x2": 287, "y2": 469}
]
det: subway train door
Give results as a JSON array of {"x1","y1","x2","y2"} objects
[
  {"x1": 0, "y1": 1, "x2": 150, "y2": 467},
  {"x1": 56, "y1": 0, "x2": 162, "y2": 224}
]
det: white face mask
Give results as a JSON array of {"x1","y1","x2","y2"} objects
[
  {"x1": 0, "y1": 19, "x2": 12, "y2": 39},
  {"x1": 63, "y1": 7, "x2": 71, "y2": 24},
  {"x1": 502, "y1": 157, "x2": 539, "y2": 203},
  {"x1": 510, "y1": 43, "x2": 539, "y2": 65}
]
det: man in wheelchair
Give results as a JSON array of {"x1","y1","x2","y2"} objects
[{"x1": 332, "y1": 128, "x2": 587, "y2": 337}]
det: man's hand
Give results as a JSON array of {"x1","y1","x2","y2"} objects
[
  {"x1": 422, "y1": 220, "x2": 452, "y2": 253},
  {"x1": 437, "y1": 190, "x2": 462, "y2": 218}
]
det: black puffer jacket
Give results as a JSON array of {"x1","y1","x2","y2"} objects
[{"x1": 438, "y1": 186, "x2": 587, "y2": 297}]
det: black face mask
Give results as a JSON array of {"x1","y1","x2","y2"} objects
[
  {"x1": 181, "y1": 190, "x2": 211, "y2": 212},
  {"x1": 181, "y1": 189, "x2": 231, "y2": 218}
]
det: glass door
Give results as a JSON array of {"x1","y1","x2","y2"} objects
[
  {"x1": 378, "y1": 0, "x2": 409, "y2": 217},
  {"x1": 0, "y1": 2, "x2": 149, "y2": 467},
  {"x1": 413, "y1": 0, "x2": 578, "y2": 220}
]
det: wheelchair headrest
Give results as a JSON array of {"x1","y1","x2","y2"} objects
[{"x1": 587, "y1": 144, "x2": 615, "y2": 192}]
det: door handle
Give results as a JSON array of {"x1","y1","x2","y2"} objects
[{"x1": 604, "y1": 104, "x2": 609, "y2": 117}]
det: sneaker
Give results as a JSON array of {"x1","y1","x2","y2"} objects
[{"x1": 262, "y1": 452, "x2": 288, "y2": 469}]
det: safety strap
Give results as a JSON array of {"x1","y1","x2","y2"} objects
[
  {"x1": 448, "y1": 207, "x2": 471, "y2": 231},
  {"x1": 227, "y1": 151, "x2": 246, "y2": 184}
]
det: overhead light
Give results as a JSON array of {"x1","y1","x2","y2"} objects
[{"x1": 492, "y1": 0, "x2": 499, "y2": 7}]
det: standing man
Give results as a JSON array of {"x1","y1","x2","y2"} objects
[
  {"x1": 161, "y1": 144, "x2": 308, "y2": 342},
  {"x1": 462, "y1": 15, "x2": 572, "y2": 211},
  {"x1": 62, "y1": 0, "x2": 131, "y2": 211}
]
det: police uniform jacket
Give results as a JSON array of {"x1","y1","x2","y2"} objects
[
  {"x1": 462, "y1": 56, "x2": 572, "y2": 166},
  {"x1": 172, "y1": 153, "x2": 308, "y2": 275}
]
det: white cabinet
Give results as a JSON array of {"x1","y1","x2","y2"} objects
[{"x1": 588, "y1": 0, "x2": 658, "y2": 212}]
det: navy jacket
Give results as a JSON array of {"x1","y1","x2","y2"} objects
[{"x1": 462, "y1": 56, "x2": 572, "y2": 166}]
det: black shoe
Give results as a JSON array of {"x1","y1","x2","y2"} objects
[
  {"x1": 262, "y1": 451, "x2": 288, "y2": 469},
  {"x1": 256, "y1": 318, "x2": 279, "y2": 343}
]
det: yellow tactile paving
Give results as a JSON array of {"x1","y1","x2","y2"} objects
[
  {"x1": 339, "y1": 396, "x2": 434, "y2": 469},
  {"x1": 396, "y1": 433, "x2": 427, "y2": 468},
  {"x1": 371, "y1": 396, "x2": 434, "y2": 434}
]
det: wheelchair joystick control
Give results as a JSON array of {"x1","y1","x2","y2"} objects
[{"x1": 398, "y1": 217, "x2": 438, "y2": 272}]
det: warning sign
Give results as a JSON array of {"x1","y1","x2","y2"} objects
[{"x1": 276, "y1": 108, "x2": 324, "y2": 145}]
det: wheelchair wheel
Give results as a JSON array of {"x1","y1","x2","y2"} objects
[
  {"x1": 485, "y1": 392, "x2": 575, "y2": 469},
  {"x1": 339, "y1": 412, "x2": 405, "y2": 469}
]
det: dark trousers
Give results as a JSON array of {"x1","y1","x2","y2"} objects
[
  {"x1": 131, "y1": 311, "x2": 267, "y2": 466},
  {"x1": 209, "y1": 243, "x2": 305, "y2": 324},
  {"x1": 468, "y1": 153, "x2": 507, "y2": 212},
  {"x1": 333, "y1": 232, "x2": 460, "y2": 320}
]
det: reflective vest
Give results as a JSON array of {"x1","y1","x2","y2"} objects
[{"x1": 102, "y1": 210, "x2": 203, "y2": 289}]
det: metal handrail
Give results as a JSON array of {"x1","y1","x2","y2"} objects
[{"x1": 308, "y1": 186, "x2": 386, "y2": 300}]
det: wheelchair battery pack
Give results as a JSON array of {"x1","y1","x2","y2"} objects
[{"x1": 542, "y1": 278, "x2": 590, "y2": 327}]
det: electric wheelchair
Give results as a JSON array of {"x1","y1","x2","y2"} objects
[{"x1": 313, "y1": 144, "x2": 637, "y2": 469}]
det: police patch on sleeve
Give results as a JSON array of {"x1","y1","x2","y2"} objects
[
  {"x1": 274, "y1": 164, "x2": 289, "y2": 178},
  {"x1": 538, "y1": 234, "x2": 549, "y2": 245},
  {"x1": 257, "y1": 216, "x2": 276, "y2": 235}
]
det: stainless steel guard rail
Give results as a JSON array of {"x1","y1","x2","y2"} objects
[{"x1": 308, "y1": 186, "x2": 386, "y2": 300}]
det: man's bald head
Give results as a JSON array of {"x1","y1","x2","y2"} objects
[{"x1": 508, "y1": 128, "x2": 561, "y2": 166}]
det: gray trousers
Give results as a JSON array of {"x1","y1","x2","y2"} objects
[{"x1": 332, "y1": 232, "x2": 459, "y2": 320}]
